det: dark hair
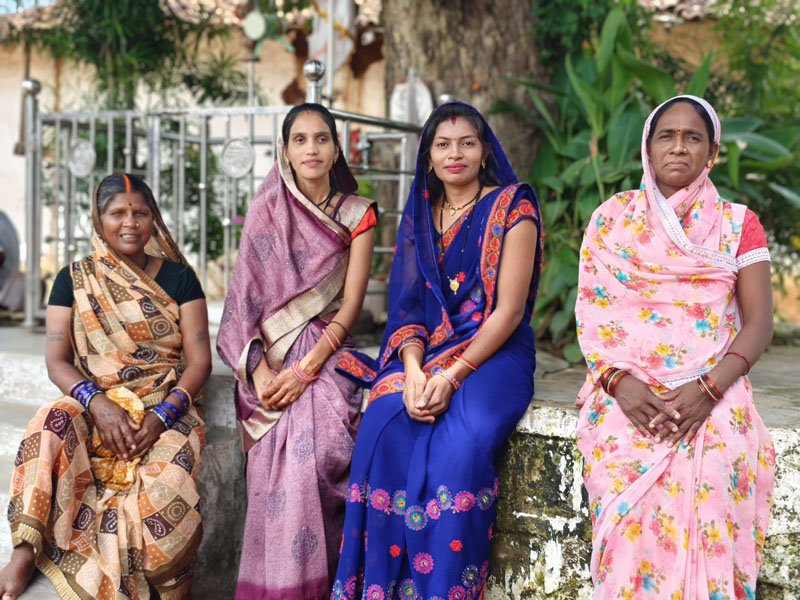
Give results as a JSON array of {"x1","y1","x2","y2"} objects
[
  {"x1": 95, "y1": 173, "x2": 158, "y2": 217},
  {"x1": 281, "y1": 103, "x2": 343, "y2": 191},
  {"x1": 418, "y1": 103, "x2": 502, "y2": 201},
  {"x1": 646, "y1": 97, "x2": 716, "y2": 147}
]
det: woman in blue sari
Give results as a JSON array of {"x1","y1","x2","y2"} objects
[{"x1": 334, "y1": 102, "x2": 542, "y2": 599}]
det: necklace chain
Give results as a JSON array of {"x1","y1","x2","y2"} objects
[
  {"x1": 438, "y1": 185, "x2": 483, "y2": 294},
  {"x1": 443, "y1": 186, "x2": 481, "y2": 216},
  {"x1": 315, "y1": 187, "x2": 337, "y2": 213}
]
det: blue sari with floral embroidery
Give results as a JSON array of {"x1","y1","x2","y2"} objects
[{"x1": 333, "y1": 103, "x2": 542, "y2": 600}]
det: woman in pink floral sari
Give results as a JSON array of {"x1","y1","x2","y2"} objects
[{"x1": 576, "y1": 95, "x2": 776, "y2": 599}]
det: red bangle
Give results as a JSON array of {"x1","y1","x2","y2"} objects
[
  {"x1": 290, "y1": 361, "x2": 318, "y2": 384},
  {"x1": 607, "y1": 370, "x2": 628, "y2": 397},
  {"x1": 697, "y1": 373, "x2": 723, "y2": 403},
  {"x1": 456, "y1": 355, "x2": 478, "y2": 372},
  {"x1": 724, "y1": 351, "x2": 751, "y2": 375},
  {"x1": 322, "y1": 328, "x2": 339, "y2": 352}
]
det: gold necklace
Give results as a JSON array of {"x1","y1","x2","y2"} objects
[
  {"x1": 443, "y1": 186, "x2": 482, "y2": 216},
  {"x1": 439, "y1": 185, "x2": 482, "y2": 293}
]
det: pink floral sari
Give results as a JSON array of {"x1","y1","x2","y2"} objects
[{"x1": 575, "y1": 96, "x2": 776, "y2": 599}]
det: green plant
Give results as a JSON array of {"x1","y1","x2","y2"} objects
[
  {"x1": 494, "y1": 7, "x2": 797, "y2": 361},
  {"x1": 2, "y1": 0, "x2": 250, "y2": 110}
]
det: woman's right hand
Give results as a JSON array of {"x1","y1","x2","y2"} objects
[
  {"x1": 612, "y1": 375, "x2": 681, "y2": 438},
  {"x1": 403, "y1": 364, "x2": 433, "y2": 423},
  {"x1": 88, "y1": 395, "x2": 140, "y2": 459},
  {"x1": 252, "y1": 359, "x2": 276, "y2": 407}
]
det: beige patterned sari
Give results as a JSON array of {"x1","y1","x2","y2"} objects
[{"x1": 8, "y1": 231, "x2": 205, "y2": 600}]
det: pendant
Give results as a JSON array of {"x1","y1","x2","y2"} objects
[
  {"x1": 449, "y1": 278, "x2": 460, "y2": 293},
  {"x1": 449, "y1": 208, "x2": 457, "y2": 216}
]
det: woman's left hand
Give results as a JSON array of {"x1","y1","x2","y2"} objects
[
  {"x1": 651, "y1": 381, "x2": 716, "y2": 447},
  {"x1": 129, "y1": 412, "x2": 166, "y2": 459},
  {"x1": 418, "y1": 373, "x2": 456, "y2": 418},
  {"x1": 263, "y1": 369, "x2": 307, "y2": 410}
]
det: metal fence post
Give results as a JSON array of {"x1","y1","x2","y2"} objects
[
  {"x1": 22, "y1": 78, "x2": 41, "y2": 328},
  {"x1": 304, "y1": 60, "x2": 325, "y2": 104}
]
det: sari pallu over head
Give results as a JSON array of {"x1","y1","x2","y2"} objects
[
  {"x1": 576, "y1": 95, "x2": 749, "y2": 395},
  {"x1": 72, "y1": 182, "x2": 189, "y2": 407},
  {"x1": 216, "y1": 139, "x2": 368, "y2": 450},
  {"x1": 338, "y1": 102, "x2": 543, "y2": 393}
]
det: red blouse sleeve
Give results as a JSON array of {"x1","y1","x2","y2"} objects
[
  {"x1": 351, "y1": 204, "x2": 378, "y2": 240},
  {"x1": 737, "y1": 209, "x2": 768, "y2": 256}
]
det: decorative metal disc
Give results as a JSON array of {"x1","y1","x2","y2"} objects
[
  {"x1": 67, "y1": 140, "x2": 97, "y2": 178},
  {"x1": 220, "y1": 138, "x2": 255, "y2": 179}
]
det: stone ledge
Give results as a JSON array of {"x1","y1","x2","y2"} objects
[{"x1": 486, "y1": 363, "x2": 800, "y2": 599}]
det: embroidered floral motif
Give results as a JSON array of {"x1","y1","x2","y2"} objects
[
  {"x1": 413, "y1": 552, "x2": 434, "y2": 574},
  {"x1": 347, "y1": 481, "x2": 500, "y2": 531}
]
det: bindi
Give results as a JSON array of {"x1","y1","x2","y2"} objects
[{"x1": 450, "y1": 116, "x2": 457, "y2": 125}]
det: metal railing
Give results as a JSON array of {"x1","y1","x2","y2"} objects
[{"x1": 22, "y1": 61, "x2": 421, "y2": 326}]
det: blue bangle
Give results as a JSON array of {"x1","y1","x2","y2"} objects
[
  {"x1": 70, "y1": 379, "x2": 103, "y2": 410},
  {"x1": 170, "y1": 389, "x2": 190, "y2": 412},
  {"x1": 152, "y1": 404, "x2": 175, "y2": 429}
]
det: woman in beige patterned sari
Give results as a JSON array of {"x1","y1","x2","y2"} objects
[{"x1": 0, "y1": 173, "x2": 211, "y2": 600}]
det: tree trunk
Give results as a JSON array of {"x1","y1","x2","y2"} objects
[{"x1": 382, "y1": 0, "x2": 543, "y2": 178}]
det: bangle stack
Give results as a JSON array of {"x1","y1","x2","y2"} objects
[
  {"x1": 69, "y1": 379, "x2": 103, "y2": 410},
  {"x1": 724, "y1": 351, "x2": 751, "y2": 375},
  {"x1": 697, "y1": 373, "x2": 723, "y2": 403},
  {"x1": 433, "y1": 366, "x2": 461, "y2": 391},
  {"x1": 600, "y1": 368, "x2": 628, "y2": 397},
  {"x1": 290, "y1": 361, "x2": 319, "y2": 384},
  {"x1": 152, "y1": 386, "x2": 194, "y2": 429},
  {"x1": 322, "y1": 321, "x2": 347, "y2": 353}
]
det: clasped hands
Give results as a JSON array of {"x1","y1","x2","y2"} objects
[
  {"x1": 89, "y1": 395, "x2": 165, "y2": 460},
  {"x1": 253, "y1": 361, "x2": 310, "y2": 411},
  {"x1": 613, "y1": 375, "x2": 717, "y2": 447},
  {"x1": 402, "y1": 364, "x2": 456, "y2": 423}
]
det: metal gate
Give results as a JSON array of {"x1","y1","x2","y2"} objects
[{"x1": 21, "y1": 63, "x2": 420, "y2": 326}]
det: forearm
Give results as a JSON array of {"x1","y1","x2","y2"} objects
[
  {"x1": 170, "y1": 360, "x2": 211, "y2": 403},
  {"x1": 300, "y1": 299, "x2": 361, "y2": 374},
  {"x1": 710, "y1": 317, "x2": 772, "y2": 393},
  {"x1": 47, "y1": 360, "x2": 90, "y2": 395},
  {"x1": 449, "y1": 306, "x2": 523, "y2": 380}
]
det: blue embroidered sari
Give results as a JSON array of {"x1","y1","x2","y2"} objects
[{"x1": 334, "y1": 103, "x2": 542, "y2": 600}]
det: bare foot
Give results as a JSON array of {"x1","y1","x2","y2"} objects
[{"x1": 0, "y1": 544, "x2": 36, "y2": 600}]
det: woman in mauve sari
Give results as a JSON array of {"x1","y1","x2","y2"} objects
[
  {"x1": 216, "y1": 103, "x2": 376, "y2": 599},
  {"x1": 0, "y1": 173, "x2": 211, "y2": 600},
  {"x1": 575, "y1": 95, "x2": 776, "y2": 599},
  {"x1": 333, "y1": 102, "x2": 542, "y2": 599}
]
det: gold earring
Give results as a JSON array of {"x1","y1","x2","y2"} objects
[
  {"x1": 481, "y1": 159, "x2": 486, "y2": 169},
  {"x1": 428, "y1": 163, "x2": 433, "y2": 172},
  {"x1": 707, "y1": 159, "x2": 714, "y2": 168}
]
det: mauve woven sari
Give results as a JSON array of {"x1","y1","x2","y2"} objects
[{"x1": 217, "y1": 147, "x2": 373, "y2": 599}]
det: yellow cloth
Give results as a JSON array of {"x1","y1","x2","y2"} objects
[{"x1": 89, "y1": 387, "x2": 145, "y2": 491}]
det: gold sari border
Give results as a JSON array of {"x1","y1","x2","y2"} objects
[{"x1": 262, "y1": 258, "x2": 348, "y2": 368}]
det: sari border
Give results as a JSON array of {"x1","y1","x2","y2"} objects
[
  {"x1": 379, "y1": 324, "x2": 429, "y2": 369},
  {"x1": 238, "y1": 400, "x2": 284, "y2": 452},
  {"x1": 737, "y1": 247, "x2": 770, "y2": 269},
  {"x1": 652, "y1": 190, "x2": 738, "y2": 272},
  {"x1": 262, "y1": 257, "x2": 348, "y2": 369}
]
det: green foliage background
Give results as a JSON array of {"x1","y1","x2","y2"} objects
[{"x1": 499, "y1": 0, "x2": 799, "y2": 361}]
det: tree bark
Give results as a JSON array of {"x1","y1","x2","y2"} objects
[{"x1": 382, "y1": 0, "x2": 543, "y2": 177}]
